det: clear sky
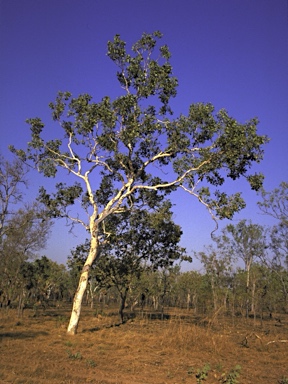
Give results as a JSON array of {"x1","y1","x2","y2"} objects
[{"x1": 0, "y1": 0, "x2": 287, "y2": 269}]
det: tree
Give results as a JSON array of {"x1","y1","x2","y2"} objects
[
  {"x1": 11, "y1": 31, "x2": 268, "y2": 334},
  {"x1": 216, "y1": 220, "x2": 267, "y2": 317},
  {"x1": 0, "y1": 203, "x2": 52, "y2": 309},
  {"x1": 196, "y1": 245, "x2": 233, "y2": 312},
  {"x1": 137, "y1": 265, "x2": 181, "y2": 317},
  {"x1": 18, "y1": 256, "x2": 70, "y2": 316},
  {"x1": 266, "y1": 222, "x2": 288, "y2": 313},
  {"x1": 0, "y1": 154, "x2": 28, "y2": 241},
  {"x1": 0, "y1": 155, "x2": 52, "y2": 310},
  {"x1": 258, "y1": 182, "x2": 288, "y2": 269},
  {"x1": 177, "y1": 271, "x2": 204, "y2": 312},
  {"x1": 258, "y1": 182, "x2": 288, "y2": 226},
  {"x1": 258, "y1": 182, "x2": 288, "y2": 310},
  {"x1": 68, "y1": 200, "x2": 186, "y2": 323}
]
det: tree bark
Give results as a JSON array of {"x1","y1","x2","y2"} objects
[
  {"x1": 186, "y1": 292, "x2": 191, "y2": 310},
  {"x1": 67, "y1": 236, "x2": 99, "y2": 335},
  {"x1": 119, "y1": 288, "x2": 129, "y2": 323},
  {"x1": 245, "y1": 260, "x2": 252, "y2": 318}
]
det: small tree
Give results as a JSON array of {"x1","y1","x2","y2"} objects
[
  {"x1": 177, "y1": 271, "x2": 203, "y2": 312},
  {"x1": 0, "y1": 154, "x2": 28, "y2": 241},
  {"x1": 258, "y1": 182, "x2": 288, "y2": 226},
  {"x1": 217, "y1": 220, "x2": 267, "y2": 317},
  {"x1": 196, "y1": 245, "x2": 233, "y2": 312},
  {"x1": 0, "y1": 203, "x2": 52, "y2": 309},
  {"x1": 18, "y1": 256, "x2": 69, "y2": 316},
  {"x1": 0, "y1": 155, "x2": 52, "y2": 309},
  {"x1": 11, "y1": 32, "x2": 268, "y2": 334},
  {"x1": 258, "y1": 182, "x2": 288, "y2": 311}
]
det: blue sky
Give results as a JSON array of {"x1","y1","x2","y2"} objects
[{"x1": 0, "y1": 0, "x2": 287, "y2": 268}]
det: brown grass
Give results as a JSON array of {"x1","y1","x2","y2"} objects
[{"x1": 0, "y1": 306, "x2": 287, "y2": 383}]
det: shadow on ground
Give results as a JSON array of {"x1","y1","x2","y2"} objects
[{"x1": 0, "y1": 330, "x2": 48, "y2": 340}]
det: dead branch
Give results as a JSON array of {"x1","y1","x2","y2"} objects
[{"x1": 266, "y1": 340, "x2": 288, "y2": 345}]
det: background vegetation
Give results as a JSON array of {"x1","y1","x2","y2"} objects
[{"x1": 1, "y1": 151, "x2": 287, "y2": 324}]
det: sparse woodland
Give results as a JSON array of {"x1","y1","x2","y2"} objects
[
  {"x1": 0, "y1": 32, "x2": 287, "y2": 383},
  {"x1": 0, "y1": 155, "x2": 287, "y2": 324},
  {"x1": 1, "y1": 147, "x2": 287, "y2": 384}
]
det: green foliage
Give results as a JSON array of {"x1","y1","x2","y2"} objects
[
  {"x1": 188, "y1": 364, "x2": 241, "y2": 384},
  {"x1": 219, "y1": 365, "x2": 241, "y2": 384},
  {"x1": 107, "y1": 31, "x2": 177, "y2": 115},
  {"x1": 0, "y1": 155, "x2": 28, "y2": 241},
  {"x1": 195, "y1": 364, "x2": 210, "y2": 383},
  {"x1": 11, "y1": 31, "x2": 269, "y2": 230},
  {"x1": 195, "y1": 245, "x2": 233, "y2": 311},
  {"x1": 257, "y1": 182, "x2": 288, "y2": 310},
  {"x1": 216, "y1": 220, "x2": 267, "y2": 277},
  {"x1": 86, "y1": 359, "x2": 97, "y2": 368},
  {"x1": 258, "y1": 182, "x2": 288, "y2": 226},
  {"x1": 68, "y1": 200, "x2": 186, "y2": 321},
  {"x1": 66, "y1": 350, "x2": 82, "y2": 360},
  {"x1": 0, "y1": 203, "x2": 53, "y2": 312},
  {"x1": 66, "y1": 349, "x2": 96, "y2": 368}
]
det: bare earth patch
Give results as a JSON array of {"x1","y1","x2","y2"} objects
[{"x1": 0, "y1": 307, "x2": 287, "y2": 383}]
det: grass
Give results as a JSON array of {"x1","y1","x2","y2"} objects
[
  {"x1": 219, "y1": 365, "x2": 241, "y2": 384},
  {"x1": 0, "y1": 306, "x2": 287, "y2": 383},
  {"x1": 66, "y1": 350, "x2": 83, "y2": 360}
]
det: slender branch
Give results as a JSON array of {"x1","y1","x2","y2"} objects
[
  {"x1": 180, "y1": 183, "x2": 218, "y2": 235},
  {"x1": 135, "y1": 159, "x2": 211, "y2": 191},
  {"x1": 65, "y1": 212, "x2": 88, "y2": 229},
  {"x1": 67, "y1": 133, "x2": 81, "y2": 174}
]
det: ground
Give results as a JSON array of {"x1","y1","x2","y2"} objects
[{"x1": 0, "y1": 306, "x2": 287, "y2": 383}]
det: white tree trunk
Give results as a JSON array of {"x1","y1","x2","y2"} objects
[
  {"x1": 186, "y1": 292, "x2": 191, "y2": 310},
  {"x1": 67, "y1": 235, "x2": 99, "y2": 335}
]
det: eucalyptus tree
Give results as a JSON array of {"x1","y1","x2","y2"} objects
[
  {"x1": 140, "y1": 265, "x2": 181, "y2": 316},
  {"x1": 68, "y1": 200, "x2": 186, "y2": 323},
  {"x1": 196, "y1": 245, "x2": 233, "y2": 311},
  {"x1": 258, "y1": 182, "x2": 288, "y2": 309},
  {"x1": 18, "y1": 256, "x2": 69, "y2": 316},
  {"x1": 258, "y1": 182, "x2": 288, "y2": 268},
  {"x1": 177, "y1": 271, "x2": 204, "y2": 312},
  {"x1": 217, "y1": 220, "x2": 267, "y2": 317},
  {"x1": 0, "y1": 154, "x2": 28, "y2": 241},
  {"x1": 258, "y1": 182, "x2": 288, "y2": 226},
  {"x1": 0, "y1": 203, "x2": 52, "y2": 309},
  {"x1": 11, "y1": 31, "x2": 268, "y2": 334},
  {"x1": 0, "y1": 155, "x2": 52, "y2": 309},
  {"x1": 267, "y1": 221, "x2": 288, "y2": 312}
]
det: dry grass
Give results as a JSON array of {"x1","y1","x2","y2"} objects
[{"x1": 0, "y1": 306, "x2": 287, "y2": 383}]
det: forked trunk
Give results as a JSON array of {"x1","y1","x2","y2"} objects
[{"x1": 67, "y1": 236, "x2": 99, "y2": 335}]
